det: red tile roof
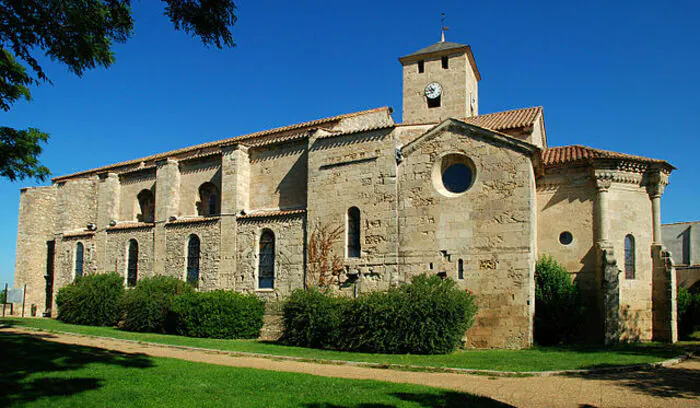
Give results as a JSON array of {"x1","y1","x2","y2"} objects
[
  {"x1": 53, "y1": 107, "x2": 391, "y2": 182},
  {"x1": 237, "y1": 209, "x2": 306, "y2": 220},
  {"x1": 462, "y1": 106, "x2": 542, "y2": 131},
  {"x1": 542, "y1": 145, "x2": 674, "y2": 169}
]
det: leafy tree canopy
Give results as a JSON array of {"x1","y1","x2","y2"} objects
[{"x1": 0, "y1": 0, "x2": 237, "y2": 181}]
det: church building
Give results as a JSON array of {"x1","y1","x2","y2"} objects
[{"x1": 14, "y1": 39, "x2": 678, "y2": 348}]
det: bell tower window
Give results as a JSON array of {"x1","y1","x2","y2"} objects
[
  {"x1": 441, "y1": 56, "x2": 449, "y2": 69},
  {"x1": 418, "y1": 60, "x2": 424, "y2": 73}
]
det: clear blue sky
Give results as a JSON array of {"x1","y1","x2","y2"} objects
[{"x1": 1, "y1": 0, "x2": 698, "y2": 286}]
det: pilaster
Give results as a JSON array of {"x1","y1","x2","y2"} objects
[
  {"x1": 219, "y1": 145, "x2": 250, "y2": 288},
  {"x1": 153, "y1": 159, "x2": 180, "y2": 275},
  {"x1": 95, "y1": 172, "x2": 120, "y2": 273}
]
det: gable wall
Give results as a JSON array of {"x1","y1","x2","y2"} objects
[{"x1": 397, "y1": 126, "x2": 536, "y2": 348}]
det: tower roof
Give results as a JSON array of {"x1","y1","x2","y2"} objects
[
  {"x1": 399, "y1": 41, "x2": 481, "y2": 81},
  {"x1": 403, "y1": 41, "x2": 469, "y2": 58}
]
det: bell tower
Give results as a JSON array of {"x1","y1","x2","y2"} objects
[{"x1": 399, "y1": 40, "x2": 481, "y2": 124}]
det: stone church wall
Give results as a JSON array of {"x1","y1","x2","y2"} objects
[
  {"x1": 235, "y1": 214, "x2": 305, "y2": 301},
  {"x1": 14, "y1": 186, "x2": 57, "y2": 316},
  {"x1": 607, "y1": 182, "x2": 654, "y2": 341},
  {"x1": 307, "y1": 128, "x2": 399, "y2": 292},
  {"x1": 536, "y1": 169, "x2": 597, "y2": 294},
  {"x1": 55, "y1": 178, "x2": 97, "y2": 232},
  {"x1": 118, "y1": 170, "x2": 156, "y2": 221},
  {"x1": 248, "y1": 141, "x2": 307, "y2": 211},
  {"x1": 105, "y1": 227, "x2": 155, "y2": 281},
  {"x1": 397, "y1": 124, "x2": 536, "y2": 348},
  {"x1": 164, "y1": 220, "x2": 221, "y2": 290},
  {"x1": 178, "y1": 157, "x2": 222, "y2": 217},
  {"x1": 54, "y1": 235, "x2": 97, "y2": 298}
]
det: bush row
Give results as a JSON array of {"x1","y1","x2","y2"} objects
[
  {"x1": 56, "y1": 274, "x2": 265, "y2": 339},
  {"x1": 281, "y1": 274, "x2": 478, "y2": 354}
]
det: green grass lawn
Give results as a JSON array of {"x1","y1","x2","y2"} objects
[
  {"x1": 1, "y1": 317, "x2": 688, "y2": 373},
  {"x1": 0, "y1": 331, "x2": 507, "y2": 408}
]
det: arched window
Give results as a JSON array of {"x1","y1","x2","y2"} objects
[
  {"x1": 126, "y1": 239, "x2": 138, "y2": 287},
  {"x1": 347, "y1": 207, "x2": 361, "y2": 258},
  {"x1": 74, "y1": 242, "x2": 84, "y2": 278},
  {"x1": 137, "y1": 189, "x2": 155, "y2": 222},
  {"x1": 186, "y1": 235, "x2": 200, "y2": 287},
  {"x1": 259, "y1": 229, "x2": 275, "y2": 289},
  {"x1": 624, "y1": 234, "x2": 636, "y2": 279},
  {"x1": 198, "y1": 182, "x2": 220, "y2": 216},
  {"x1": 458, "y1": 259, "x2": 464, "y2": 280}
]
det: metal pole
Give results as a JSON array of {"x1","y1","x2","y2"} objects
[
  {"x1": 21, "y1": 284, "x2": 26, "y2": 318},
  {"x1": 2, "y1": 283, "x2": 7, "y2": 318}
]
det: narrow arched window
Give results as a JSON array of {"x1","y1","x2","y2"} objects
[
  {"x1": 625, "y1": 234, "x2": 636, "y2": 279},
  {"x1": 137, "y1": 189, "x2": 155, "y2": 222},
  {"x1": 198, "y1": 182, "x2": 220, "y2": 216},
  {"x1": 74, "y1": 242, "x2": 84, "y2": 278},
  {"x1": 347, "y1": 207, "x2": 361, "y2": 258},
  {"x1": 458, "y1": 259, "x2": 464, "y2": 280},
  {"x1": 259, "y1": 229, "x2": 275, "y2": 289},
  {"x1": 126, "y1": 239, "x2": 139, "y2": 287},
  {"x1": 186, "y1": 235, "x2": 200, "y2": 287}
]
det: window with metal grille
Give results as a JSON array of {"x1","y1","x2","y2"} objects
[
  {"x1": 347, "y1": 207, "x2": 361, "y2": 258},
  {"x1": 75, "y1": 242, "x2": 84, "y2": 278},
  {"x1": 186, "y1": 235, "x2": 200, "y2": 287},
  {"x1": 458, "y1": 259, "x2": 464, "y2": 279},
  {"x1": 127, "y1": 239, "x2": 138, "y2": 287},
  {"x1": 624, "y1": 234, "x2": 635, "y2": 279},
  {"x1": 259, "y1": 229, "x2": 275, "y2": 289}
]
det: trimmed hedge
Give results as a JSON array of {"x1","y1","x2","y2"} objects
[
  {"x1": 56, "y1": 273, "x2": 125, "y2": 326},
  {"x1": 172, "y1": 290, "x2": 265, "y2": 339},
  {"x1": 534, "y1": 255, "x2": 586, "y2": 345},
  {"x1": 121, "y1": 276, "x2": 195, "y2": 333},
  {"x1": 678, "y1": 285, "x2": 700, "y2": 338},
  {"x1": 282, "y1": 274, "x2": 478, "y2": 354}
]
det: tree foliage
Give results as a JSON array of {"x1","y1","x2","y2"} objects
[
  {"x1": 0, "y1": 0, "x2": 237, "y2": 181},
  {"x1": 534, "y1": 255, "x2": 586, "y2": 345}
]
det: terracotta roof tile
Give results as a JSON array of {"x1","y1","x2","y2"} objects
[
  {"x1": 107, "y1": 222, "x2": 155, "y2": 231},
  {"x1": 62, "y1": 230, "x2": 95, "y2": 238},
  {"x1": 462, "y1": 107, "x2": 542, "y2": 131},
  {"x1": 542, "y1": 145, "x2": 674, "y2": 169},
  {"x1": 165, "y1": 217, "x2": 219, "y2": 226},
  {"x1": 53, "y1": 107, "x2": 391, "y2": 182},
  {"x1": 237, "y1": 209, "x2": 306, "y2": 220}
]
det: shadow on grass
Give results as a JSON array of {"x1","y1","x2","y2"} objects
[
  {"x1": 0, "y1": 331, "x2": 153, "y2": 406},
  {"x1": 302, "y1": 391, "x2": 514, "y2": 408},
  {"x1": 565, "y1": 359, "x2": 700, "y2": 399}
]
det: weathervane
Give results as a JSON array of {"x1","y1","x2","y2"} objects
[{"x1": 441, "y1": 13, "x2": 449, "y2": 42}]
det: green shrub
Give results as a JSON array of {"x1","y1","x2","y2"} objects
[
  {"x1": 280, "y1": 288, "x2": 348, "y2": 349},
  {"x1": 172, "y1": 290, "x2": 265, "y2": 339},
  {"x1": 534, "y1": 255, "x2": 586, "y2": 345},
  {"x1": 282, "y1": 275, "x2": 478, "y2": 354},
  {"x1": 0, "y1": 288, "x2": 5, "y2": 304},
  {"x1": 678, "y1": 285, "x2": 700, "y2": 338},
  {"x1": 121, "y1": 276, "x2": 195, "y2": 333},
  {"x1": 55, "y1": 273, "x2": 124, "y2": 326}
]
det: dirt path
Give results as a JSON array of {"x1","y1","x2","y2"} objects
[{"x1": 3, "y1": 327, "x2": 699, "y2": 408}]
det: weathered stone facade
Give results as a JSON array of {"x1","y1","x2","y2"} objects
[{"x1": 14, "y1": 39, "x2": 678, "y2": 347}]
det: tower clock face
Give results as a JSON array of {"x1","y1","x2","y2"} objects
[{"x1": 424, "y1": 82, "x2": 442, "y2": 100}]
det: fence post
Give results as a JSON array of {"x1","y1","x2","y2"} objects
[
  {"x1": 2, "y1": 283, "x2": 7, "y2": 318},
  {"x1": 21, "y1": 284, "x2": 26, "y2": 318}
]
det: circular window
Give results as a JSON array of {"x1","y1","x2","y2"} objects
[
  {"x1": 432, "y1": 153, "x2": 476, "y2": 197},
  {"x1": 559, "y1": 231, "x2": 573, "y2": 245}
]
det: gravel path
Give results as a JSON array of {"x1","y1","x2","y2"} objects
[{"x1": 3, "y1": 327, "x2": 699, "y2": 408}]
